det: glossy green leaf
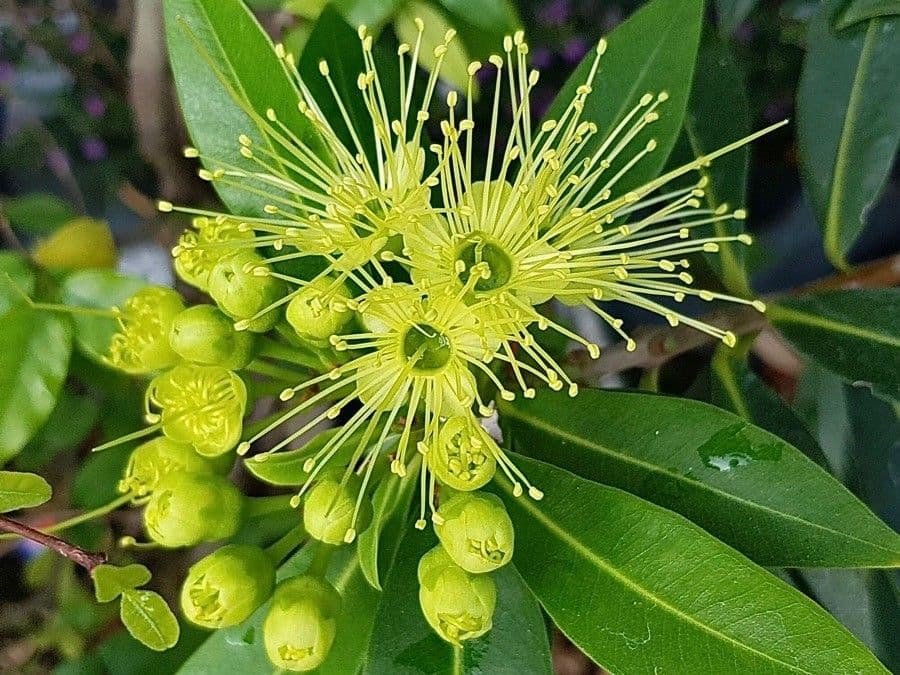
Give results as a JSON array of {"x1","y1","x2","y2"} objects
[
  {"x1": 435, "y1": 0, "x2": 518, "y2": 34},
  {"x1": 494, "y1": 454, "x2": 888, "y2": 674},
  {"x1": 120, "y1": 589, "x2": 180, "y2": 652},
  {"x1": 0, "y1": 251, "x2": 35, "y2": 316},
  {"x1": 59, "y1": 269, "x2": 147, "y2": 364},
  {"x1": 715, "y1": 0, "x2": 761, "y2": 35},
  {"x1": 769, "y1": 289, "x2": 900, "y2": 403},
  {"x1": 96, "y1": 622, "x2": 208, "y2": 675},
  {"x1": 797, "y1": 1, "x2": 900, "y2": 268},
  {"x1": 544, "y1": 0, "x2": 703, "y2": 199},
  {"x1": 16, "y1": 391, "x2": 98, "y2": 471},
  {"x1": 0, "y1": 470, "x2": 52, "y2": 512},
  {"x1": 834, "y1": 0, "x2": 900, "y2": 30},
  {"x1": 683, "y1": 36, "x2": 752, "y2": 295},
  {"x1": 395, "y1": 1, "x2": 471, "y2": 92},
  {"x1": 3, "y1": 193, "x2": 76, "y2": 233},
  {"x1": 501, "y1": 389, "x2": 900, "y2": 567},
  {"x1": 244, "y1": 426, "x2": 364, "y2": 486},
  {"x1": 0, "y1": 303, "x2": 72, "y2": 464},
  {"x1": 92, "y1": 564, "x2": 153, "y2": 603},
  {"x1": 365, "y1": 528, "x2": 552, "y2": 674},
  {"x1": 164, "y1": 0, "x2": 328, "y2": 216}
]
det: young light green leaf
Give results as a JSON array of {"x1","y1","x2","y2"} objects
[
  {"x1": 0, "y1": 471, "x2": 52, "y2": 512},
  {"x1": 501, "y1": 389, "x2": 900, "y2": 567},
  {"x1": 120, "y1": 589, "x2": 180, "y2": 652},
  {"x1": 3, "y1": 193, "x2": 76, "y2": 234},
  {"x1": 395, "y1": 1, "x2": 471, "y2": 92},
  {"x1": 92, "y1": 564, "x2": 153, "y2": 603},
  {"x1": 544, "y1": 0, "x2": 704, "y2": 199},
  {"x1": 494, "y1": 454, "x2": 888, "y2": 674},
  {"x1": 769, "y1": 289, "x2": 900, "y2": 403},
  {"x1": 0, "y1": 252, "x2": 35, "y2": 316},
  {"x1": 797, "y1": 0, "x2": 900, "y2": 268},
  {"x1": 834, "y1": 0, "x2": 900, "y2": 31},
  {"x1": 0, "y1": 304, "x2": 72, "y2": 464}
]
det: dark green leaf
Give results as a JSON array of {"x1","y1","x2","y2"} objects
[
  {"x1": 97, "y1": 622, "x2": 208, "y2": 675},
  {"x1": 326, "y1": 0, "x2": 401, "y2": 29},
  {"x1": 797, "y1": 1, "x2": 900, "y2": 267},
  {"x1": 92, "y1": 564, "x2": 153, "y2": 603},
  {"x1": 715, "y1": 0, "x2": 762, "y2": 35},
  {"x1": 0, "y1": 251, "x2": 35, "y2": 316},
  {"x1": 16, "y1": 391, "x2": 98, "y2": 470},
  {"x1": 834, "y1": 0, "x2": 900, "y2": 30},
  {"x1": 59, "y1": 269, "x2": 147, "y2": 364},
  {"x1": 3, "y1": 193, "x2": 76, "y2": 233},
  {"x1": 0, "y1": 303, "x2": 72, "y2": 464},
  {"x1": 494, "y1": 454, "x2": 888, "y2": 674},
  {"x1": 435, "y1": 0, "x2": 518, "y2": 34},
  {"x1": 72, "y1": 444, "x2": 132, "y2": 509},
  {"x1": 164, "y1": 0, "x2": 328, "y2": 216},
  {"x1": 120, "y1": 589, "x2": 180, "y2": 652},
  {"x1": 244, "y1": 426, "x2": 363, "y2": 486},
  {"x1": 365, "y1": 528, "x2": 552, "y2": 674},
  {"x1": 501, "y1": 389, "x2": 900, "y2": 567},
  {"x1": 769, "y1": 289, "x2": 900, "y2": 403},
  {"x1": 0, "y1": 470, "x2": 52, "y2": 512},
  {"x1": 544, "y1": 0, "x2": 703, "y2": 199}
]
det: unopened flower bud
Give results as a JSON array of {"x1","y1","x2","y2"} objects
[
  {"x1": 147, "y1": 363, "x2": 247, "y2": 456},
  {"x1": 285, "y1": 277, "x2": 353, "y2": 343},
  {"x1": 174, "y1": 217, "x2": 253, "y2": 292},
  {"x1": 263, "y1": 575, "x2": 341, "y2": 671},
  {"x1": 429, "y1": 416, "x2": 496, "y2": 491},
  {"x1": 144, "y1": 471, "x2": 242, "y2": 547},
  {"x1": 107, "y1": 287, "x2": 185, "y2": 374},
  {"x1": 169, "y1": 305, "x2": 256, "y2": 370},
  {"x1": 208, "y1": 250, "x2": 286, "y2": 332},
  {"x1": 181, "y1": 544, "x2": 275, "y2": 628},
  {"x1": 418, "y1": 546, "x2": 496, "y2": 645},
  {"x1": 303, "y1": 473, "x2": 372, "y2": 545},
  {"x1": 434, "y1": 492, "x2": 513, "y2": 573},
  {"x1": 118, "y1": 437, "x2": 216, "y2": 497}
]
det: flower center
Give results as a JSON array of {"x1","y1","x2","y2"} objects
[
  {"x1": 454, "y1": 233, "x2": 514, "y2": 294},
  {"x1": 402, "y1": 323, "x2": 452, "y2": 373}
]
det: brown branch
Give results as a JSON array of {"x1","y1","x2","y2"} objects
[{"x1": 0, "y1": 515, "x2": 106, "y2": 572}]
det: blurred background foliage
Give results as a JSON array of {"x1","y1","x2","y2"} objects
[{"x1": 0, "y1": 0, "x2": 896, "y2": 673}]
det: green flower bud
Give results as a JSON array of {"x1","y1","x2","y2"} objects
[
  {"x1": 173, "y1": 216, "x2": 253, "y2": 292},
  {"x1": 264, "y1": 575, "x2": 341, "y2": 672},
  {"x1": 107, "y1": 286, "x2": 185, "y2": 374},
  {"x1": 429, "y1": 416, "x2": 497, "y2": 491},
  {"x1": 169, "y1": 305, "x2": 256, "y2": 370},
  {"x1": 144, "y1": 471, "x2": 242, "y2": 547},
  {"x1": 417, "y1": 546, "x2": 496, "y2": 645},
  {"x1": 181, "y1": 544, "x2": 275, "y2": 628},
  {"x1": 118, "y1": 437, "x2": 217, "y2": 497},
  {"x1": 285, "y1": 277, "x2": 353, "y2": 343},
  {"x1": 303, "y1": 472, "x2": 372, "y2": 545},
  {"x1": 434, "y1": 492, "x2": 514, "y2": 574},
  {"x1": 208, "y1": 250, "x2": 286, "y2": 332},
  {"x1": 147, "y1": 363, "x2": 247, "y2": 457}
]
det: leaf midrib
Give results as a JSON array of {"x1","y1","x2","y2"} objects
[
  {"x1": 122, "y1": 591, "x2": 167, "y2": 647},
  {"x1": 503, "y1": 403, "x2": 900, "y2": 557},
  {"x1": 770, "y1": 303, "x2": 900, "y2": 348}
]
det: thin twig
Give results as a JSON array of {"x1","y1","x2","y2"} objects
[
  {"x1": 0, "y1": 206, "x2": 26, "y2": 253},
  {"x1": 0, "y1": 515, "x2": 106, "y2": 572}
]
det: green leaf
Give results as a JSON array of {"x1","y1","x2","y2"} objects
[
  {"x1": 365, "y1": 528, "x2": 552, "y2": 674},
  {"x1": 59, "y1": 269, "x2": 147, "y2": 364},
  {"x1": 797, "y1": 1, "x2": 900, "y2": 268},
  {"x1": 92, "y1": 564, "x2": 153, "y2": 603},
  {"x1": 395, "y1": 1, "x2": 471, "y2": 92},
  {"x1": 0, "y1": 303, "x2": 72, "y2": 464},
  {"x1": 501, "y1": 389, "x2": 900, "y2": 567},
  {"x1": 769, "y1": 289, "x2": 900, "y2": 403},
  {"x1": 97, "y1": 622, "x2": 208, "y2": 675},
  {"x1": 834, "y1": 0, "x2": 900, "y2": 30},
  {"x1": 715, "y1": 0, "x2": 762, "y2": 35},
  {"x1": 0, "y1": 251, "x2": 35, "y2": 316},
  {"x1": 493, "y1": 454, "x2": 888, "y2": 674},
  {"x1": 244, "y1": 426, "x2": 363, "y2": 485},
  {"x1": 3, "y1": 193, "x2": 76, "y2": 233},
  {"x1": 119, "y1": 589, "x2": 180, "y2": 652},
  {"x1": 164, "y1": 0, "x2": 328, "y2": 216},
  {"x1": 0, "y1": 470, "x2": 52, "y2": 512},
  {"x1": 544, "y1": 0, "x2": 704, "y2": 199},
  {"x1": 434, "y1": 0, "x2": 519, "y2": 34},
  {"x1": 358, "y1": 460, "x2": 417, "y2": 590},
  {"x1": 16, "y1": 391, "x2": 98, "y2": 471},
  {"x1": 682, "y1": 35, "x2": 752, "y2": 295}
]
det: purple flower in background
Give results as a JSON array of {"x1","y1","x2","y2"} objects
[
  {"x1": 83, "y1": 94, "x2": 106, "y2": 118},
  {"x1": 537, "y1": 0, "x2": 571, "y2": 26},
  {"x1": 81, "y1": 136, "x2": 107, "y2": 161},
  {"x1": 69, "y1": 33, "x2": 90, "y2": 55},
  {"x1": 45, "y1": 148, "x2": 71, "y2": 174},
  {"x1": 531, "y1": 47, "x2": 553, "y2": 70},
  {"x1": 562, "y1": 36, "x2": 589, "y2": 64}
]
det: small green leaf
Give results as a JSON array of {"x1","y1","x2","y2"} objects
[
  {"x1": 715, "y1": 0, "x2": 762, "y2": 36},
  {"x1": 0, "y1": 471, "x2": 52, "y2": 512},
  {"x1": 769, "y1": 289, "x2": 900, "y2": 403},
  {"x1": 3, "y1": 193, "x2": 76, "y2": 233},
  {"x1": 544, "y1": 0, "x2": 704, "y2": 199},
  {"x1": 834, "y1": 0, "x2": 900, "y2": 30},
  {"x1": 494, "y1": 454, "x2": 888, "y2": 674},
  {"x1": 59, "y1": 269, "x2": 147, "y2": 364},
  {"x1": 0, "y1": 304, "x2": 72, "y2": 464},
  {"x1": 244, "y1": 426, "x2": 362, "y2": 485},
  {"x1": 501, "y1": 389, "x2": 900, "y2": 567},
  {"x1": 92, "y1": 564, "x2": 153, "y2": 603},
  {"x1": 120, "y1": 589, "x2": 180, "y2": 652},
  {"x1": 0, "y1": 251, "x2": 35, "y2": 316},
  {"x1": 797, "y1": 0, "x2": 900, "y2": 268},
  {"x1": 395, "y1": 1, "x2": 471, "y2": 92}
]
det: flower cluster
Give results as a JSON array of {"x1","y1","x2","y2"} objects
[{"x1": 102, "y1": 22, "x2": 779, "y2": 670}]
